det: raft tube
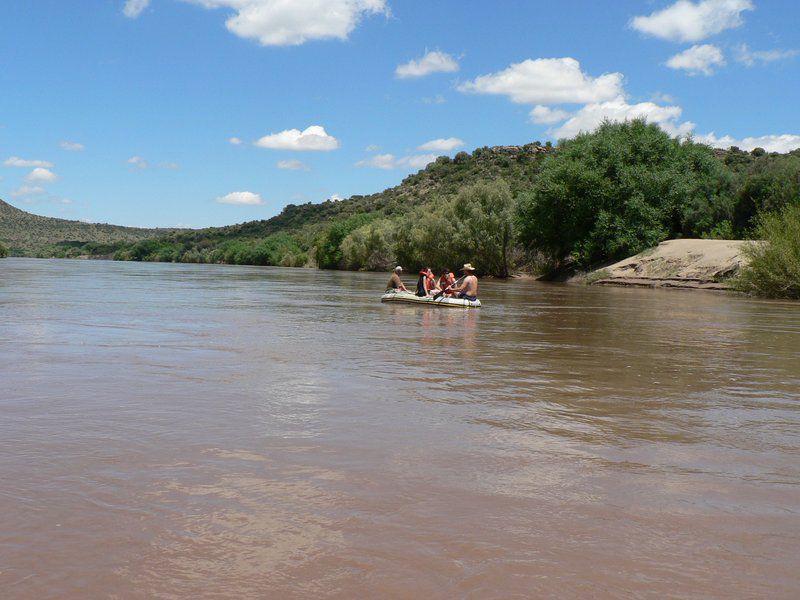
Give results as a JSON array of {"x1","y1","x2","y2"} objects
[{"x1": 381, "y1": 290, "x2": 481, "y2": 308}]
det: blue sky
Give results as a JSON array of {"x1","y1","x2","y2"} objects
[{"x1": 1, "y1": 0, "x2": 798, "y2": 228}]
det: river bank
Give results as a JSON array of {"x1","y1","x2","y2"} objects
[{"x1": 583, "y1": 239, "x2": 751, "y2": 290}]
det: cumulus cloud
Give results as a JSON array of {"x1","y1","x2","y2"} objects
[
  {"x1": 630, "y1": 0, "x2": 753, "y2": 43},
  {"x1": 123, "y1": 0, "x2": 150, "y2": 18},
  {"x1": 666, "y1": 44, "x2": 725, "y2": 75},
  {"x1": 457, "y1": 57, "x2": 624, "y2": 105},
  {"x1": 228, "y1": 136, "x2": 243, "y2": 145},
  {"x1": 417, "y1": 137, "x2": 464, "y2": 152},
  {"x1": 329, "y1": 193, "x2": 343, "y2": 202},
  {"x1": 10, "y1": 185, "x2": 45, "y2": 197},
  {"x1": 395, "y1": 50, "x2": 459, "y2": 78},
  {"x1": 4, "y1": 156, "x2": 53, "y2": 168},
  {"x1": 277, "y1": 159, "x2": 311, "y2": 170},
  {"x1": 216, "y1": 191, "x2": 265, "y2": 205},
  {"x1": 530, "y1": 105, "x2": 571, "y2": 125},
  {"x1": 60, "y1": 141, "x2": 85, "y2": 151},
  {"x1": 184, "y1": 0, "x2": 388, "y2": 46},
  {"x1": 25, "y1": 167, "x2": 59, "y2": 182},
  {"x1": 735, "y1": 44, "x2": 800, "y2": 67},
  {"x1": 695, "y1": 133, "x2": 800, "y2": 153},
  {"x1": 551, "y1": 97, "x2": 695, "y2": 139},
  {"x1": 254, "y1": 125, "x2": 339, "y2": 151},
  {"x1": 355, "y1": 153, "x2": 436, "y2": 170},
  {"x1": 127, "y1": 156, "x2": 148, "y2": 169}
]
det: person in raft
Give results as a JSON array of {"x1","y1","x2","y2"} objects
[
  {"x1": 450, "y1": 263, "x2": 478, "y2": 301},
  {"x1": 416, "y1": 267, "x2": 437, "y2": 297},
  {"x1": 387, "y1": 266, "x2": 409, "y2": 292},
  {"x1": 437, "y1": 268, "x2": 456, "y2": 296}
]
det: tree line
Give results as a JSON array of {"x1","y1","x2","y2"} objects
[{"x1": 72, "y1": 119, "x2": 800, "y2": 297}]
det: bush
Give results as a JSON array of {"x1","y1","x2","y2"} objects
[
  {"x1": 314, "y1": 213, "x2": 374, "y2": 269},
  {"x1": 735, "y1": 204, "x2": 800, "y2": 299},
  {"x1": 0, "y1": 241, "x2": 8, "y2": 258},
  {"x1": 516, "y1": 119, "x2": 734, "y2": 267},
  {"x1": 341, "y1": 219, "x2": 396, "y2": 271}
]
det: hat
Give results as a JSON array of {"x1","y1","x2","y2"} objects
[
  {"x1": 463, "y1": 263, "x2": 476, "y2": 272},
  {"x1": 394, "y1": 266, "x2": 403, "y2": 272}
]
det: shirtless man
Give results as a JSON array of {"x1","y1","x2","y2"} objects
[
  {"x1": 451, "y1": 263, "x2": 478, "y2": 301},
  {"x1": 386, "y1": 266, "x2": 409, "y2": 292}
]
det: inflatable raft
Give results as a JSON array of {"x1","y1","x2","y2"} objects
[{"x1": 381, "y1": 290, "x2": 481, "y2": 308}]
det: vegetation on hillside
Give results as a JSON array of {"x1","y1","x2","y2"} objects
[
  {"x1": 735, "y1": 204, "x2": 800, "y2": 299},
  {"x1": 0, "y1": 240, "x2": 8, "y2": 258},
  {"x1": 0, "y1": 200, "x2": 171, "y2": 257},
  {"x1": 3, "y1": 121, "x2": 799, "y2": 292}
]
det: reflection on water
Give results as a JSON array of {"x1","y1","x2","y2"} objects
[{"x1": 1, "y1": 258, "x2": 799, "y2": 598}]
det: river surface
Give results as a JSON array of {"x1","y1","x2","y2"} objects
[{"x1": 1, "y1": 258, "x2": 799, "y2": 599}]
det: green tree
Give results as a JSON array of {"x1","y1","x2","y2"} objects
[
  {"x1": 0, "y1": 241, "x2": 8, "y2": 258},
  {"x1": 341, "y1": 219, "x2": 396, "y2": 271},
  {"x1": 517, "y1": 119, "x2": 734, "y2": 267},
  {"x1": 314, "y1": 213, "x2": 374, "y2": 269},
  {"x1": 732, "y1": 154, "x2": 800, "y2": 234}
]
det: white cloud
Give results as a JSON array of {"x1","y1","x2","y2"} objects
[
  {"x1": 183, "y1": 0, "x2": 388, "y2": 46},
  {"x1": 395, "y1": 50, "x2": 459, "y2": 79},
  {"x1": 735, "y1": 44, "x2": 800, "y2": 66},
  {"x1": 417, "y1": 137, "x2": 464, "y2": 152},
  {"x1": 123, "y1": 0, "x2": 150, "y2": 18},
  {"x1": 666, "y1": 44, "x2": 725, "y2": 75},
  {"x1": 216, "y1": 191, "x2": 265, "y2": 205},
  {"x1": 422, "y1": 94, "x2": 446, "y2": 105},
  {"x1": 355, "y1": 153, "x2": 437, "y2": 170},
  {"x1": 127, "y1": 156, "x2": 148, "y2": 169},
  {"x1": 160, "y1": 161, "x2": 180, "y2": 169},
  {"x1": 277, "y1": 159, "x2": 311, "y2": 171},
  {"x1": 254, "y1": 125, "x2": 339, "y2": 151},
  {"x1": 25, "y1": 167, "x2": 59, "y2": 182},
  {"x1": 365, "y1": 144, "x2": 380, "y2": 152},
  {"x1": 228, "y1": 136, "x2": 243, "y2": 145},
  {"x1": 530, "y1": 105, "x2": 571, "y2": 125},
  {"x1": 329, "y1": 193, "x2": 343, "y2": 202},
  {"x1": 10, "y1": 185, "x2": 45, "y2": 197},
  {"x1": 630, "y1": 0, "x2": 753, "y2": 43},
  {"x1": 552, "y1": 96, "x2": 695, "y2": 139},
  {"x1": 696, "y1": 133, "x2": 800, "y2": 153},
  {"x1": 60, "y1": 141, "x2": 85, "y2": 151},
  {"x1": 651, "y1": 91, "x2": 677, "y2": 104},
  {"x1": 458, "y1": 57, "x2": 624, "y2": 105},
  {"x1": 4, "y1": 156, "x2": 53, "y2": 168}
]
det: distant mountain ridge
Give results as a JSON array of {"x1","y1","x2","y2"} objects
[
  {"x1": 0, "y1": 143, "x2": 553, "y2": 257},
  {"x1": 0, "y1": 199, "x2": 172, "y2": 256}
]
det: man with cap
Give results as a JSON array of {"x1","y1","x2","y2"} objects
[
  {"x1": 450, "y1": 263, "x2": 478, "y2": 301},
  {"x1": 386, "y1": 266, "x2": 409, "y2": 292}
]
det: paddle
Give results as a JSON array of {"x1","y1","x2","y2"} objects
[{"x1": 433, "y1": 274, "x2": 465, "y2": 301}]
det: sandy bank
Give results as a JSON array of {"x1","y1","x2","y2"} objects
[{"x1": 588, "y1": 239, "x2": 752, "y2": 290}]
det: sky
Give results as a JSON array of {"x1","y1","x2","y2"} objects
[{"x1": 1, "y1": 0, "x2": 798, "y2": 228}]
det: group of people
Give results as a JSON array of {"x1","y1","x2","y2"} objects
[{"x1": 387, "y1": 263, "x2": 479, "y2": 301}]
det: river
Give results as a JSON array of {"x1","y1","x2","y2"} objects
[{"x1": 1, "y1": 258, "x2": 799, "y2": 599}]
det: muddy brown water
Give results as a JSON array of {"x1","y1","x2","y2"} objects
[{"x1": 1, "y1": 258, "x2": 799, "y2": 599}]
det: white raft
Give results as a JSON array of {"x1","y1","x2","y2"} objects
[{"x1": 381, "y1": 289, "x2": 481, "y2": 308}]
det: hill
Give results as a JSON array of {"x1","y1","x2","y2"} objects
[
  {"x1": 0, "y1": 199, "x2": 176, "y2": 257},
  {"x1": 3, "y1": 124, "x2": 799, "y2": 281}
]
